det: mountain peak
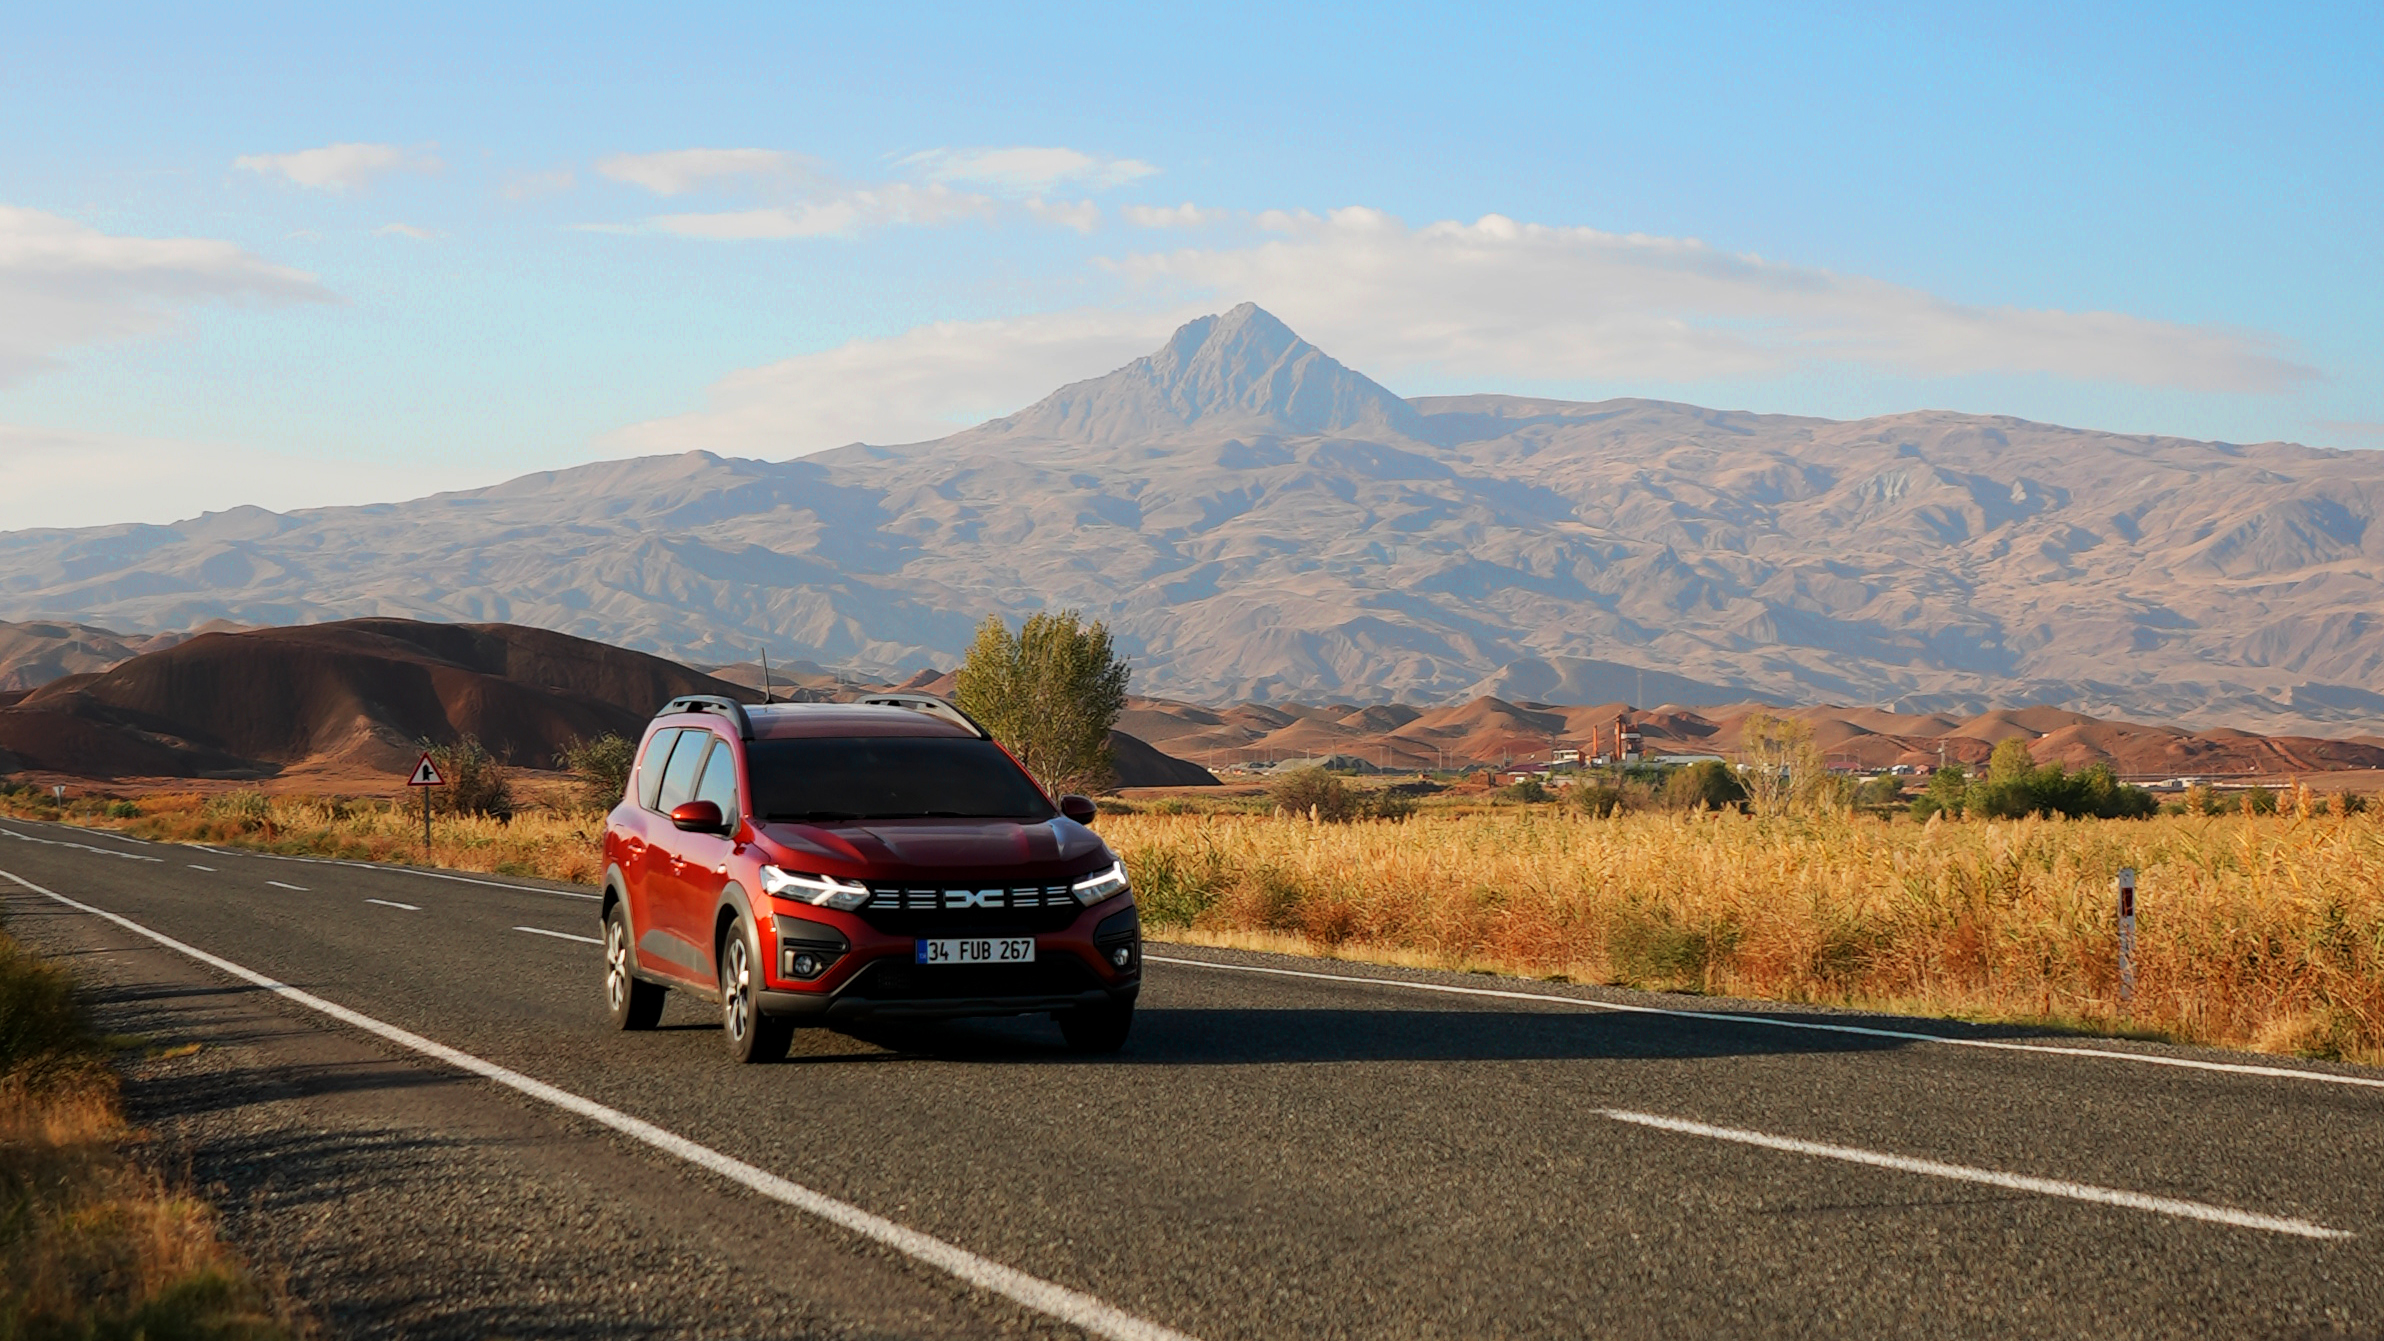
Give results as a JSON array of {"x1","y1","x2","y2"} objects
[{"x1": 987, "y1": 304, "x2": 1428, "y2": 444}]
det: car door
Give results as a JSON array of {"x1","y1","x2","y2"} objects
[
  {"x1": 616, "y1": 727, "x2": 682, "y2": 947},
  {"x1": 639, "y1": 727, "x2": 717, "y2": 985},
  {"x1": 666, "y1": 734, "x2": 743, "y2": 982}
]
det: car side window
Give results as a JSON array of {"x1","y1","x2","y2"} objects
[
  {"x1": 654, "y1": 731, "x2": 712, "y2": 814},
  {"x1": 692, "y1": 737, "x2": 739, "y2": 821},
  {"x1": 636, "y1": 729, "x2": 684, "y2": 811}
]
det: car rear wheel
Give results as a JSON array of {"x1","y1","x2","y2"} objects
[
  {"x1": 1058, "y1": 1000, "x2": 1133, "y2": 1053},
  {"x1": 719, "y1": 917, "x2": 793, "y2": 1063},
  {"x1": 605, "y1": 905, "x2": 665, "y2": 1030}
]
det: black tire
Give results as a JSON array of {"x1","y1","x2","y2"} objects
[
  {"x1": 719, "y1": 917, "x2": 792, "y2": 1063},
  {"x1": 604, "y1": 904, "x2": 665, "y2": 1031},
  {"x1": 1058, "y1": 1000, "x2": 1133, "y2": 1053}
]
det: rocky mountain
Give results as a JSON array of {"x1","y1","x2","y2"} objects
[{"x1": 2, "y1": 304, "x2": 2382, "y2": 734}]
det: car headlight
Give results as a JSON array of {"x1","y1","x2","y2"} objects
[
  {"x1": 1070, "y1": 860, "x2": 1130, "y2": 906},
  {"x1": 759, "y1": 865, "x2": 871, "y2": 911}
]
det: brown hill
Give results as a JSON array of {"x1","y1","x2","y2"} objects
[
  {"x1": 0, "y1": 619, "x2": 752, "y2": 780},
  {"x1": 0, "y1": 618, "x2": 1219, "y2": 791}
]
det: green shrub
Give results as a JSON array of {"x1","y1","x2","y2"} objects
[
  {"x1": 426, "y1": 735, "x2": 514, "y2": 819},
  {"x1": 1573, "y1": 783, "x2": 1627, "y2": 818},
  {"x1": 1497, "y1": 778, "x2": 1552, "y2": 804},
  {"x1": 1664, "y1": 760, "x2": 1748, "y2": 812},
  {"x1": 1267, "y1": 768, "x2": 1361, "y2": 822},
  {"x1": 557, "y1": 732, "x2": 635, "y2": 811}
]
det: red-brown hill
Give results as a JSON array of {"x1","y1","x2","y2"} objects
[{"x1": 0, "y1": 619, "x2": 751, "y2": 780}]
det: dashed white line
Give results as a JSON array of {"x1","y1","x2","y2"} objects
[
  {"x1": 1149, "y1": 954, "x2": 2384, "y2": 1093},
  {"x1": 188, "y1": 864, "x2": 216, "y2": 872},
  {"x1": 0, "y1": 825, "x2": 163, "y2": 862},
  {"x1": 364, "y1": 898, "x2": 421, "y2": 911},
  {"x1": 1602, "y1": 1108, "x2": 2350, "y2": 1240},
  {"x1": 515, "y1": 925, "x2": 602, "y2": 946},
  {"x1": 0, "y1": 866, "x2": 1197, "y2": 1341},
  {"x1": 265, "y1": 880, "x2": 309, "y2": 892}
]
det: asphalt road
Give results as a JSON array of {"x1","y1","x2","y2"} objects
[{"x1": 4, "y1": 816, "x2": 2381, "y2": 1340}]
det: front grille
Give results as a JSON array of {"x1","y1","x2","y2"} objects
[
  {"x1": 859, "y1": 883, "x2": 1084, "y2": 933},
  {"x1": 843, "y1": 955, "x2": 1102, "y2": 1001}
]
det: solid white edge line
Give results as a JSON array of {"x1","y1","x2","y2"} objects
[
  {"x1": 364, "y1": 898, "x2": 421, "y2": 911},
  {"x1": 0, "y1": 866, "x2": 1197, "y2": 1341},
  {"x1": 13, "y1": 820, "x2": 600, "y2": 901},
  {"x1": 0, "y1": 825, "x2": 163, "y2": 863},
  {"x1": 1602, "y1": 1108, "x2": 2350, "y2": 1240},
  {"x1": 1145, "y1": 954, "x2": 2384, "y2": 1092},
  {"x1": 515, "y1": 925, "x2": 602, "y2": 946}
]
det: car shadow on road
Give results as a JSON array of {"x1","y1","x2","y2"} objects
[{"x1": 834, "y1": 1004, "x2": 1923, "y2": 1066}]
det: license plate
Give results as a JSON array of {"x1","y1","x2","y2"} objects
[{"x1": 915, "y1": 937, "x2": 1036, "y2": 965}]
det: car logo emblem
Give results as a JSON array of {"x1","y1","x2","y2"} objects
[{"x1": 946, "y1": 888, "x2": 1005, "y2": 909}]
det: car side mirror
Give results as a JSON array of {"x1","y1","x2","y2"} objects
[
  {"x1": 1059, "y1": 794, "x2": 1098, "y2": 824},
  {"x1": 669, "y1": 800, "x2": 726, "y2": 833}
]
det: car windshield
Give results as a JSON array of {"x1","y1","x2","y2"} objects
[{"x1": 747, "y1": 736, "x2": 1055, "y2": 822}]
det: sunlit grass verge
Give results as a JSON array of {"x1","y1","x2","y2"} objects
[
  {"x1": 1, "y1": 927, "x2": 295, "y2": 1341},
  {"x1": 1105, "y1": 808, "x2": 2384, "y2": 1065},
  {"x1": 10, "y1": 789, "x2": 2383, "y2": 1064}
]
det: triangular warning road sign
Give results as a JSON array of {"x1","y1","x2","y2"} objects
[{"x1": 408, "y1": 753, "x2": 446, "y2": 786}]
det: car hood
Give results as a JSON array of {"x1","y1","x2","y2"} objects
[{"x1": 752, "y1": 816, "x2": 1111, "y2": 882}]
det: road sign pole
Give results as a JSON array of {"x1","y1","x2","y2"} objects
[
  {"x1": 407, "y1": 751, "x2": 447, "y2": 862},
  {"x1": 2116, "y1": 867, "x2": 2137, "y2": 1012}
]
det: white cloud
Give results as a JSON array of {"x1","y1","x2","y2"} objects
[
  {"x1": 636, "y1": 184, "x2": 995, "y2": 240},
  {"x1": 374, "y1": 223, "x2": 436, "y2": 240},
  {"x1": 0, "y1": 422, "x2": 442, "y2": 532},
  {"x1": 595, "y1": 148, "x2": 815, "y2": 196},
  {"x1": 609, "y1": 308, "x2": 1187, "y2": 455},
  {"x1": 1123, "y1": 202, "x2": 1225, "y2": 229},
  {"x1": 0, "y1": 205, "x2": 333, "y2": 385},
  {"x1": 1025, "y1": 198, "x2": 1101, "y2": 234},
  {"x1": 234, "y1": 142, "x2": 440, "y2": 193},
  {"x1": 900, "y1": 146, "x2": 1156, "y2": 194},
  {"x1": 1109, "y1": 209, "x2": 2319, "y2": 392}
]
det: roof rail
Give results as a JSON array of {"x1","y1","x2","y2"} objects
[
  {"x1": 855, "y1": 692, "x2": 989, "y2": 739},
  {"x1": 657, "y1": 694, "x2": 753, "y2": 740}
]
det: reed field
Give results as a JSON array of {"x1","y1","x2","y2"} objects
[
  {"x1": 7, "y1": 787, "x2": 2382, "y2": 1064},
  {"x1": 0, "y1": 924, "x2": 294, "y2": 1339}
]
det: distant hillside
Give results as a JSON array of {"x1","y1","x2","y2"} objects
[
  {"x1": 0, "y1": 619, "x2": 750, "y2": 780},
  {"x1": 1122, "y1": 695, "x2": 2384, "y2": 779},
  {"x1": 0, "y1": 618, "x2": 1217, "y2": 789},
  {"x1": 4, "y1": 304, "x2": 2382, "y2": 734}
]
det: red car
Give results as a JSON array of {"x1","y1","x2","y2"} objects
[{"x1": 599, "y1": 693, "x2": 1140, "y2": 1062}]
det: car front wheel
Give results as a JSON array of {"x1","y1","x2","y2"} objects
[
  {"x1": 605, "y1": 904, "x2": 665, "y2": 1031},
  {"x1": 719, "y1": 916, "x2": 793, "y2": 1063}
]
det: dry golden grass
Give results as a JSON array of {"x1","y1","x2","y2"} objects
[
  {"x1": 12, "y1": 789, "x2": 2383, "y2": 1064},
  {"x1": 1105, "y1": 807, "x2": 2384, "y2": 1064},
  {"x1": 0, "y1": 929, "x2": 295, "y2": 1340}
]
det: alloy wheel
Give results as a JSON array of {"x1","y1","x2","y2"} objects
[{"x1": 721, "y1": 937, "x2": 751, "y2": 1041}]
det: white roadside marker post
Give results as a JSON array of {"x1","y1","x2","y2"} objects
[
  {"x1": 2116, "y1": 867, "x2": 2137, "y2": 1013},
  {"x1": 408, "y1": 752, "x2": 447, "y2": 859}
]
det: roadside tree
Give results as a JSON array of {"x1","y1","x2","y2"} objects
[{"x1": 953, "y1": 610, "x2": 1131, "y2": 798}]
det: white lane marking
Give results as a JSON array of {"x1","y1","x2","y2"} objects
[
  {"x1": 516, "y1": 925, "x2": 602, "y2": 946},
  {"x1": 1148, "y1": 954, "x2": 2384, "y2": 1093},
  {"x1": 0, "y1": 825, "x2": 164, "y2": 862},
  {"x1": 365, "y1": 898, "x2": 421, "y2": 911},
  {"x1": 0, "y1": 867, "x2": 1197, "y2": 1341},
  {"x1": 188, "y1": 864, "x2": 216, "y2": 872},
  {"x1": 265, "y1": 880, "x2": 309, "y2": 892},
  {"x1": 1603, "y1": 1109, "x2": 2350, "y2": 1240}
]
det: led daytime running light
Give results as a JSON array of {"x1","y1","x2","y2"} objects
[
  {"x1": 759, "y1": 865, "x2": 871, "y2": 911},
  {"x1": 1070, "y1": 860, "x2": 1130, "y2": 906}
]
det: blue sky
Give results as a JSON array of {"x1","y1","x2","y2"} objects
[{"x1": 3, "y1": 2, "x2": 2378, "y2": 528}]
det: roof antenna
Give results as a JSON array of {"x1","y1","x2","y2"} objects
[{"x1": 759, "y1": 647, "x2": 772, "y2": 704}]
